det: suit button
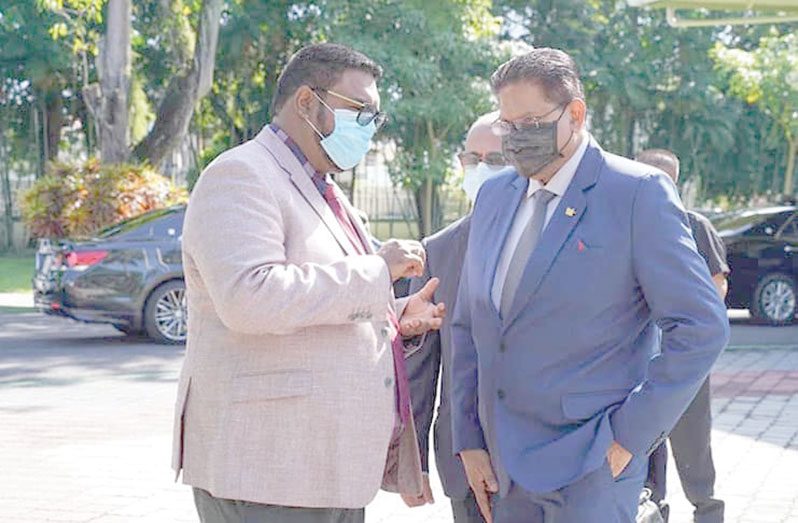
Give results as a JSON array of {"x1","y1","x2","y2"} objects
[
  {"x1": 497, "y1": 389, "x2": 506, "y2": 400},
  {"x1": 385, "y1": 377, "x2": 394, "y2": 388},
  {"x1": 499, "y1": 343, "x2": 506, "y2": 353}
]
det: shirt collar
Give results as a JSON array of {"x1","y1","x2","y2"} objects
[
  {"x1": 270, "y1": 123, "x2": 330, "y2": 195},
  {"x1": 526, "y1": 132, "x2": 590, "y2": 199},
  {"x1": 270, "y1": 123, "x2": 325, "y2": 179}
]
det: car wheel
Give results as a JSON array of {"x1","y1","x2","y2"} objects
[
  {"x1": 144, "y1": 280, "x2": 188, "y2": 344},
  {"x1": 751, "y1": 273, "x2": 797, "y2": 325}
]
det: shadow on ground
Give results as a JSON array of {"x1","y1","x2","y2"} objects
[{"x1": 0, "y1": 312, "x2": 184, "y2": 388}]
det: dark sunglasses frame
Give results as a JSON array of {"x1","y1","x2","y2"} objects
[{"x1": 312, "y1": 87, "x2": 388, "y2": 130}]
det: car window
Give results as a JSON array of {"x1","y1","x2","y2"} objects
[
  {"x1": 780, "y1": 214, "x2": 798, "y2": 240},
  {"x1": 96, "y1": 207, "x2": 185, "y2": 240},
  {"x1": 151, "y1": 211, "x2": 184, "y2": 238},
  {"x1": 714, "y1": 210, "x2": 794, "y2": 237}
]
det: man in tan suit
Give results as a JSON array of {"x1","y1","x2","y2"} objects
[{"x1": 173, "y1": 43, "x2": 446, "y2": 523}]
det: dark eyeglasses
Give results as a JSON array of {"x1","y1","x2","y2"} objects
[
  {"x1": 491, "y1": 104, "x2": 569, "y2": 136},
  {"x1": 458, "y1": 151, "x2": 507, "y2": 167},
  {"x1": 313, "y1": 87, "x2": 388, "y2": 130}
]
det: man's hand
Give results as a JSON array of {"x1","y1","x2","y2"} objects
[
  {"x1": 377, "y1": 239, "x2": 426, "y2": 282},
  {"x1": 606, "y1": 441, "x2": 633, "y2": 479},
  {"x1": 460, "y1": 449, "x2": 498, "y2": 523},
  {"x1": 400, "y1": 278, "x2": 446, "y2": 337},
  {"x1": 401, "y1": 473, "x2": 435, "y2": 507}
]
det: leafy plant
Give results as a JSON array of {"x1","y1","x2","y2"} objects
[{"x1": 21, "y1": 159, "x2": 188, "y2": 239}]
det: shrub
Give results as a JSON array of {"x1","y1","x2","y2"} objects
[{"x1": 22, "y1": 159, "x2": 188, "y2": 239}]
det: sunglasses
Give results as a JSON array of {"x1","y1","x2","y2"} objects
[
  {"x1": 458, "y1": 151, "x2": 507, "y2": 167},
  {"x1": 313, "y1": 87, "x2": 388, "y2": 130}
]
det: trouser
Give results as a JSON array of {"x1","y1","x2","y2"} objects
[
  {"x1": 493, "y1": 457, "x2": 647, "y2": 523},
  {"x1": 646, "y1": 379, "x2": 724, "y2": 523},
  {"x1": 451, "y1": 489, "x2": 484, "y2": 523},
  {"x1": 193, "y1": 488, "x2": 365, "y2": 523}
]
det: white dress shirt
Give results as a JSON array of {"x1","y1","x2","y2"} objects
[{"x1": 491, "y1": 134, "x2": 590, "y2": 311}]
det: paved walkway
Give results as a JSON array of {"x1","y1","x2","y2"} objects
[{"x1": 0, "y1": 312, "x2": 797, "y2": 522}]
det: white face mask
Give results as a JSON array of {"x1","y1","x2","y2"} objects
[{"x1": 462, "y1": 162, "x2": 506, "y2": 203}]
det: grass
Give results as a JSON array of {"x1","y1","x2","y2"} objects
[{"x1": 0, "y1": 252, "x2": 35, "y2": 293}]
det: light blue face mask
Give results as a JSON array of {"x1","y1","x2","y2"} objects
[{"x1": 305, "y1": 95, "x2": 377, "y2": 171}]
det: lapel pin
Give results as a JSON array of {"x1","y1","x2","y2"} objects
[{"x1": 565, "y1": 207, "x2": 577, "y2": 217}]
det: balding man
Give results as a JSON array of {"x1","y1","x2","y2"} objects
[
  {"x1": 400, "y1": 112, "x2": 507, "y2": 522},
  {"x1": 637, "y1": 149, "x2": 728, "y2": 523}
]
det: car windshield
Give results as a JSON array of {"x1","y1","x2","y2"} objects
[
  {"x1": 95, "y1": 207, "x2": 184, "y2": 239},
  {"x1": 713, "y1": 208, "x2": 794, "y2": 237}
]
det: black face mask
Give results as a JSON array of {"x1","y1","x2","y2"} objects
[{"x1": 502, "y1": 106, "x2": 572, "y2": 178}]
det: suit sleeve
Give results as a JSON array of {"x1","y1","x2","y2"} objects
[
  {"x1": 609, "y1": 173, "x2": 730, "y2": 457},
  {"x1": 450, "y1": 242, "x2": 487, "y2": 454},
  {"x1": 405, "y1": 241, "x2": 442, "y2": 472},
  {"x1": 184, "y1": 159, "x2": 392, "y2": 336}
]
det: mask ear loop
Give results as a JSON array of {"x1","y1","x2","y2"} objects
[
  {"x1": 303, "y1": 90, "x2": 335, "y2": 139},
  {"x1": 555, "y1": 104, "x2": 576, "y2": 158}
]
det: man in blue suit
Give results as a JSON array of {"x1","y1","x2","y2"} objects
[{"x1": 450, "y1": 48, "x2": 729, "y2": 523}]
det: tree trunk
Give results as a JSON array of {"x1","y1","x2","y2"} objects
[
  {"x1": 132, "y1": 0, "x2": 223, "y2": 166},
  {"x1": 33, "y1": 104, "x2": 44, "y2": 179},
  {"x1": 625, "y1": 110, "x2": 636, "y2": 159},
  {"x1": 44, "y1": 92, "x2": 63, "y2": 161},
  {"x1": 0, "y1": 125, "x2": 14, "y2": 251},
  {"x1": 422, "y1": 172, "x2": 433, "y2": 237},
  {"x1": 784, "y1": 139, "x2": 797, "y2": 196},
  {"x1": 98, "y1": 0, "x2": 131, "y2": 163}
]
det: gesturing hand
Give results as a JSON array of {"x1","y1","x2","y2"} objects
[
  {"x1": 460, "y1": 449, "x2": 498, "y2": 523},
  {"x1": 400, "y1": 278, "x2": 446, "y2": 337},
  {"x1": 377, "y1": 239, "x2": 426, "y2": 282}
]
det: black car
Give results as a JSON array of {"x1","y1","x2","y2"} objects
[
  {"x1": 715, "y1": 206, "x2": 798, "y2": 325},
  {"x1": 33, "y1": 206, "x2": 187, "y2": 344}
]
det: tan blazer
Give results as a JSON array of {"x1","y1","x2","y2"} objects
[{"x1": 172, "y1": 126, "x2": 423, "y2": 509}]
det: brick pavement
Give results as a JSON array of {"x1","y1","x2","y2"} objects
[{"x1": 1, "y1": 312, "x2": 797, "y2": 522}]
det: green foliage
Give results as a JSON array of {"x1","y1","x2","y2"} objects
[
  {"x1": 324, "y1": 0, "x2": 503, "y2": 233},
  {"x1": 712, "y1": 31, "x2": 798, "y2": 195},
  {"x1": 21, "y1": 159, "x2": 188, "y2": 239},
  {"x1": 0, "y1": 254, "x2": 35, "y2": 293},
  {"x1": 493, "y1": 0, "x2": 794, "y2": 203},
  {"x1": 4, "y1": 0, "x2": 798, "y2": 231},
  {"x1": 713, "y1": 31, "x2": 798, "y2": 140},
  {"x1": 37, "y1": 0, "x2": 105, "y2": 57}
]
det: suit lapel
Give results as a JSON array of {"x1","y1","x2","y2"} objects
[
  {"x1": 256, "y1": 127, "x2": 358, "y2": 257},
  {"x1": 504, "y1": 140, "x2": 605, "y2": 326},
  {"x1": 483, "y1": 174, "x2": 527, "y2": 316}
]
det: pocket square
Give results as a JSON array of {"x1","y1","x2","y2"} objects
[{"x1": 577, "y1": 239, "x2": 586, "y2": 253}]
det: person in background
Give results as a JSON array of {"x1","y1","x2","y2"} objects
[
  {"x1": 401, "y1": 111, "x2": 507, "y2": 522},
  {"x1": 450, "y1": 48, "x2": 729, "y2": 523},
  {"x1": 174, "y1": 43, "x2": 446, "y2": 523},
  {"x1": 638, "y1": 148, "x2": 729, "y2": 523}
]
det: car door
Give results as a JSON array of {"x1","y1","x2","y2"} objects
[{"x1": 776, "y1": 212, "x2": 798, "y2": 279}]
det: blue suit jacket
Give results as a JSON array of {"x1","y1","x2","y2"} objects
[{"x1": 450, "y1": 139, "x2": 729, "y2": 495}]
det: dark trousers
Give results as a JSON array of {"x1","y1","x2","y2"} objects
[
  {"x1": 193, "y1": 488, "x2": 365, "y2": 523},
  {"x1": 451, "y1": 489, "x2": 484, "y2": 523},
  {"x1": 646, "y1": 379, "x2": 724, "y2": 523}
]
